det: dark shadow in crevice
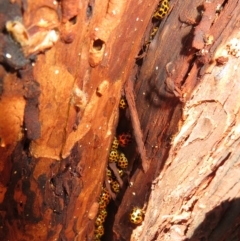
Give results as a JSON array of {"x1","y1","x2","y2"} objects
[{"x1": 185, "y1": 198, "x2": 240, "y2": 241}]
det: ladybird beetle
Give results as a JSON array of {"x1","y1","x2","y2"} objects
[
  {"x1": 106, "y1": 168, "x2": 114, "y2": 183},
  {"x1": 111, "y1": 180, "x2": 120, "y2": 193},
  {"x1": 93, "y1": 234, "x2": 101, "y2": 241},
  {"x1": 111, "y1": 136, "x2": 119, "y2": 150},
  {"x1": 106, "y1": 168, "x2": 112, "y2": 177},
  {"x1": 95, "y1": 215, "x2": 104, "y2": 226},
  {"x1": 99, "y1": 208, "x2": 107, "y2": 219},
  {"x1": 144, "y1": 26, "x2": 159, "y2": 48},
  {"x1": 149, "y1": 26, "x2": 159, "y2": 41},
  {"x1": 93, "y1": 236, "x2": 101, "y2": 241},
  {"x1": 153, "y1": 0, "x2": 170, "y2": 20},
  {"x1": 129, "y1": 207, "x2": 144, "y2": 224},
  {"x1": 117, "y1": 153, "x2": 128, "y2": 169},
  {"x1": 95, "y1": 209, "x2": 107, "y2": 226},
  {"x1": 98, "y1": 199, "x2": 107, "y2": 210},
  {"x1": 106, "y1": 175, "x2": 114, "y2": 184},
  {"x1": 94, "y1": 224, "x2": 104, "y2": 237},
  {"x1": 119, "y1": 97, "x2": 127, "y2": 109},
  {"x1": 108, "y1": 150, "x2": 119, "y2": 162},
  {"x1": 118, "y1": 133, "x2": 131, "y2": 147},
  {"x1": 118, "y1": 168, "x2": 124, "y2": 177},
  {"x1": 99, "y1": 188, "x2": 111, "y2": 204}
]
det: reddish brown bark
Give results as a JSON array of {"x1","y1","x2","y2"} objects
[
  {"x1": 113, "y1": 0, "x2": 240, "y2": 241},
  {"x1": 0, "y1": 0, "x2": 240, "y2": 241}
]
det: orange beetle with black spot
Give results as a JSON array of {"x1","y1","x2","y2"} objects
[
  {"x1": 129, "y1": 207, "x2": 145, "y2": 224},
  {"x1": 111, "y1": 180, "x2": 120, "y2": 193},
  {"x1": 108, "y1": 149, "x2": 119, "y2": 162},
  {"x1": 118, "y1": 132, "x2": 131, "y2": 147},
  {"x1": 119, "y1": 97, "x2": 127, "y2": 109},
  {"x1": 153, "y1": 0, "x2": 170, "y2": 20},
  {"x1": 111, "y1": 136, "x2": 119, "y2": 150},
  {"x1": 117, "y1": 152, "x2": 128, "y2": 169},
  {"x1": 94, "y1": 224, "x2": 104, "y2": 237},
  {"x1": 99, "y1": 188, "x2": 111, "y2": 205},
  {"x1": 95, "y1": 209, "x2": 107, "y2": 226}
]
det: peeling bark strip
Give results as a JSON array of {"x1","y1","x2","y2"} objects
[
  {"x1": 108, "y1": 162, "x2": 123, "y2": 187},
  {"x1": 192, "y1": 2, "x2": 217, "y2": 50},
  {"x1": 125, "y1": 78, "x2": 149, "y2": 172}
]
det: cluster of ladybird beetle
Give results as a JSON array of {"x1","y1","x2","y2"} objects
[
  {"x1": 94, "y1": 3, "x2": 170, "y2": 238},
  {"x1": 93, "y1": 187, "x2": 109, "y2": 240},
  {"x1": 145, "y1": 0, "x2": 170, "y2": 47},
  {"x1": 93, "y1": 97, "x2": 133, "y2": 240}
]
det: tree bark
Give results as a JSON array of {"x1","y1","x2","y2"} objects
[
  {"x1": 114, "y1": 1, "x2": 240, "y2": 241},
  {"x1": 0, "y1": 0, "x2": 240, "y2": 241}
]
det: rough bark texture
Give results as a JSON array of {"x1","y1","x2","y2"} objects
[
  {"x1": 125, "y1": 1, "x2": 240, "y2": 241},
  {"x1": 0, "y1": 0, "x2": 240, "y2": 241}
]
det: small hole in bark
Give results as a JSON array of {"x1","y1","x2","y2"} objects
[
  {"x1": 93, "y1": 39, "x2": 105, "y2": 51},
  {"x1": 69, "y1": 15, "x2": 77, "y2": 25}
]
